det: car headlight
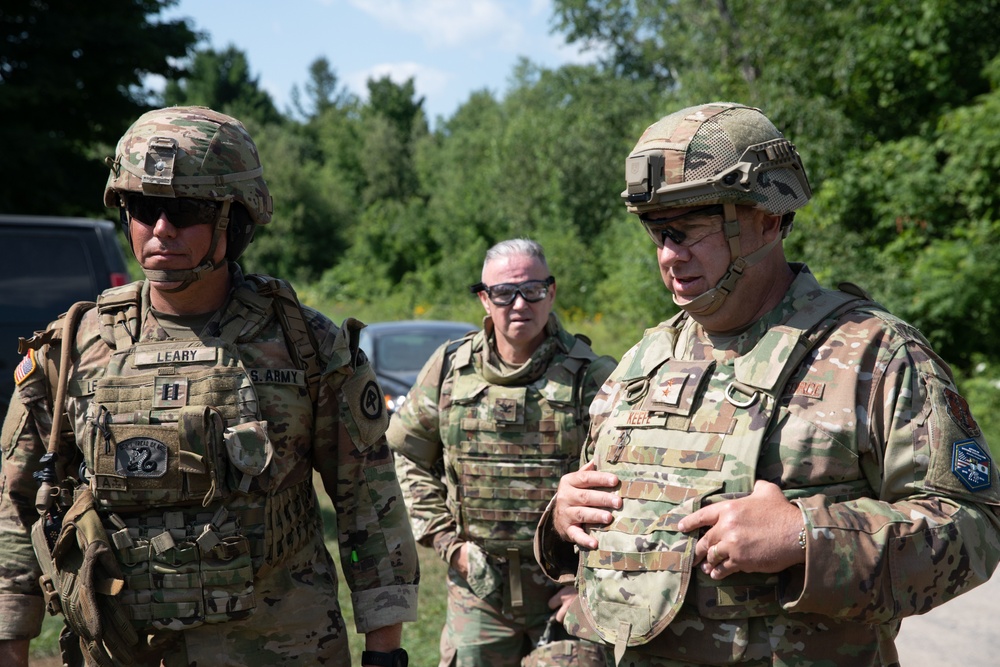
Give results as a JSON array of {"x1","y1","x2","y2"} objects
[{"x1": 385, "y1": 393, "x2": 407, "y2": 414}]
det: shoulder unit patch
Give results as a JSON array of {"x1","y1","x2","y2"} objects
[
  {"x1": 951, "y1": 439, "x2": 992, "y2": 492},
  {"x1": 14, "y1": 350, "x2": 37, "y2": 386}
]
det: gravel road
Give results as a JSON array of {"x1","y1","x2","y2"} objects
[{"x1": 894, "y1": 569, "x2": 1000, "y2": 667}]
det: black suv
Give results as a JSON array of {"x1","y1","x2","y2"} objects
[{"x1": 0, "y1": 215, "x2": 130, "y2": 410}]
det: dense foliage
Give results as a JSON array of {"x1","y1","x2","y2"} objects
[
  {"x1": 3, "y1": 0, "x2": 1000, "y2": 375},
  {"x1": 0, "y1": 0, "x2": 197, "y2": 215}
]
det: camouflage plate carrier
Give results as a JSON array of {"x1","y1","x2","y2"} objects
[
  {"x1": 443, "y1": 327, "x2": 599, "y2": 610},
  {"x1": 69, "y1": 275, "x2": 321, "y2": 632},
  {"x1": 576, "y1": 285, "x2": 874, "y2": 663}
]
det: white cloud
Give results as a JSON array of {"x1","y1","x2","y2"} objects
[
  {"x1": 347, "y1": 0, "x2": 528, "y2": 51},
  {"x1": 346, "y1": 62, "x2": 453, "y2": 101}
]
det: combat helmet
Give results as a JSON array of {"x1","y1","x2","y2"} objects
[
  {"x1": 104, "y1": 105, "x2": 273, "y2": 290},
  {"x1": 622, "y1": 102, "x2": 811, "y2": 316}
]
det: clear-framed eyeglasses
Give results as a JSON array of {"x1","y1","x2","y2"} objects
[{"x1": 639, "y1": 205, "x2": 725, "y2": 248}]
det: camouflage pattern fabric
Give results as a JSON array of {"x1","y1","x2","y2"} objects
[
  {"x1": 0, "y1": 266, "x2": 418, "y2": 664},
  {"x1": 103, "y1": 105, "x2": 272, "y2": 227},
  {"x1": 389, "y1": 314, "x2": 616, "y2": 667},
  {"x1": 535, "y1": 264, "x2": 1000, "y2": 666}
]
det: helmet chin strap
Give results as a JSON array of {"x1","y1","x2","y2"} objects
[
  {"x1": 141, "y1": 201, "x2": 232, "y2": 293},
  {"x1": 674, "y1": 203, "x2": 783, "y2": 316}
]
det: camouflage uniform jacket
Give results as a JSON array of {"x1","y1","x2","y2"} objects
[
  {"x1": 388, "y1": 314, "x2": 615, "y2": 603},
  {"x1": 536, "y1": 264, "x2": 1000, "y2": 665},
  {"x1": 0, "y1": 267, "x2": 418, "y2": 647}
]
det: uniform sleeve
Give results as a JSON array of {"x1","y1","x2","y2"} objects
[
  {"x1": 786, "y1": 328, "x2": 1000, "y2": 622},
  {"x1": 311, "y1": 318, "x2": 419, "y2": 634},
  {"x1": 385, "y1": 346, "x2": 461, "y2": 565},
  {"x1": 0, "y1": 351, "x2": 55, "y2": 640}
]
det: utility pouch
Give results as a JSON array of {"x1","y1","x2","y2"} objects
[
  {"x1": 92, "y1": 406, "x2": 225, "y2": 508},
  {"x1": 223, "y1": 420, "x2": 273, "y2": 493}
]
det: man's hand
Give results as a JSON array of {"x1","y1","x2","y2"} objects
[
  {"x1": 677, "y1": 479, "x2": 805, "y2": 580},
  {"x1": 547, "y1": 586, "x2": 578, "y2": 624},
  {"x1": 552, "y1": 460, "x2": 621, "y2": 550},
  {"x1": 449, "y1": 543, "x2": 469, "y2": 580}
]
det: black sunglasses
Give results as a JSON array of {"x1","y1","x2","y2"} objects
[
  {"x1": 470, "y1": 276, "x2": 555, "y2": 306},
  {"x1": 125, "y1": 194, "x2": 220, "y2": 229}
]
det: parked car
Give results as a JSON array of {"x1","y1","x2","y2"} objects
[
  {"x1": 0, "y1": 214, "x2": 131, "y2": 411},
  {"x1": 358, "y1": 320, "x2": 478, "y2": 414}
]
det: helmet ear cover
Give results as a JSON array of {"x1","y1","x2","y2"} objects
[{"x1": 225, "y1": 202, "x2": 256, "y2": 261}]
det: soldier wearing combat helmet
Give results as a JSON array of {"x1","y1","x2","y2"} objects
[
  {"x1": 0, "y1": 106, "x2": 418, "y2": 667},
  {"x1": 534, "y1": 102, "x2": 1000, "y2": 666},
  {"x1": 388, "y1": 239, "x2": 616, "y2": 667}
]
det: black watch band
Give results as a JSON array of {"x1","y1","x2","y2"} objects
[{"x1": 361, "y1": 648, "x2": 408, "y2": 667}]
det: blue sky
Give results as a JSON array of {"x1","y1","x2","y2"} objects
[{"x1": 158, "y1": 0, "x2": 595, "y2": 124}]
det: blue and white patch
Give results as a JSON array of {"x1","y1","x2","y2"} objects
[{"x1": 951, "y1": 439, "x2": 993, "y2": 492}]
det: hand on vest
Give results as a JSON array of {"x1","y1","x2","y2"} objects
[
  {"x1": 547, "y1": 585, "x2": 577, "y2": 623},
  {"x1": 677, "y1": 480, "x2": 806, "y2": 580},
  {"x1": 450, "y1": 543, "x2": 470, "y2": 580},
  {"x1": 552, "y1": 460, "x2": 621, "y2": 550}
]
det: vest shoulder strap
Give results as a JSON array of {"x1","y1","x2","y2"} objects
[
  {"x1": 734, "y1": 288, "x2": 876, "y2": 395},
  {"x1": 244, "y1": 275, "x2": 322, "y2": 405},
  {"x1": 96, "y1": 282, "x2": 143, "y2": 350}
]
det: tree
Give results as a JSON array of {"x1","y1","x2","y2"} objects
[
  {"x1": 164, "y1": 45, "x2": 282, "y2": 126},
  {"x1": 291, "y1": 56, "x2": 354, "y2": 121},
  {"x1": 551, "y1": 0, "x2": 1000, "y2": 182},
  {"x1": 0, "y1": 0, "x2": 197, "y2": 216}
]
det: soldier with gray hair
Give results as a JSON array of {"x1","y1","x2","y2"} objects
[
  {"x1": 0, "y1": 106, "x2": 418, "y2": 667},
  {"x1": 534, "y1": 102, "x2": 1000, "y2": 666},
  {"x1": 388, "y1": 238, "x2": 616, "y2": 667}
]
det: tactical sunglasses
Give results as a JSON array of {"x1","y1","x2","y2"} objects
[
  {"x1": 470, "y1": 276, "x2": 555, "y2": 306},
  {"x1": 639, "y1": 205, "x2": 725, "y2": 248},
  {"x1": 125, "y1": 194, "x2": 220, "y2": 229}
]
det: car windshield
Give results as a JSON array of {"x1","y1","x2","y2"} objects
[{"x1": 375, "y1": 331, "x2": 462, "y2": 373}]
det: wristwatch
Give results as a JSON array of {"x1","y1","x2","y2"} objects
[{"x1": 361, "y1": 648, "x2": 408, "y2": 667}]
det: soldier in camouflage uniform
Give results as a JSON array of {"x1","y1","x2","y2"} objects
[
  {"x1": 0, "y1": 106, "x2": 418, "y2": 667},
  {"x1": 387, "y1": 239, "x2": 616, "y2": 667},
  {"x1": 534, "y1": 102, "x2": 1000, "y2": 666}
]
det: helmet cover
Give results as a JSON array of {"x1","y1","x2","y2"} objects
[
  {"x1": 104, "y1": 106, "x2": 272, "y2": 262},
  {"x1": 622, "y1": 102, "x2": 811, "y2": 217}
]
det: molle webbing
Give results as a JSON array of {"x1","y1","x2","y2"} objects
[
  {"x1": 264, "y1": 479, "x2": 321, "y2": 566},
  {"x1": 578, "y1": 286, "x2": 874, "y2": 655}
]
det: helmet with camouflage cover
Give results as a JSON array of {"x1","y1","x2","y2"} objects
[
  {"x1": 104, "y1": 106, "x2": 273, "y2": 289},
  {"x1": 622, "y1": 102, "x2": 812, "y2": 316}
]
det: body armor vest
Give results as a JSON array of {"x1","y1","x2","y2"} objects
[
  {"x1": 577, "y1": 287, "x2": 871, "y2": 662},
  {"x1": 442, "y1": 332, "x2": 597, "y2": 563},
  {"x1": 79, "y1": 277, "x2": 319, "y2": 631}
]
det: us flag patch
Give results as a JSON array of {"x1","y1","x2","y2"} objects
[{"x1": 14, "y1": 350, "x2": 37, "y2": 385}]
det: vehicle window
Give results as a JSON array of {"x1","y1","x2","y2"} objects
[
  {"x1": 0, "y1": 228, "x2": 100, "y2": 316},
  {"x1": 376, "y1": 333, "x2": 458, "y2": 373}
]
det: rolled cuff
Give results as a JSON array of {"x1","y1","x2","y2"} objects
[
  {"x1": 0, "y1": 594, "x2": 44, "y2": 640},
  {"x1": 350, "y1": 584, "x2": 418, "y2": 634},
  {"x1": 533, "y1": 499, "x2": 578, "y2": 584}
]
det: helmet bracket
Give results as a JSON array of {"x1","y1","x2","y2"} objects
[{"x1": 140, "y1": 137, "x2": 180, "y2": 197}]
